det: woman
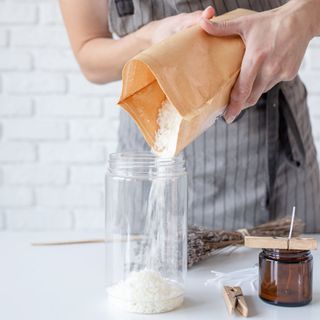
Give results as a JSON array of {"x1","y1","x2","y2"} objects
[{"x1": 60, "y1": 0, "x2": 320, "y2": 232}]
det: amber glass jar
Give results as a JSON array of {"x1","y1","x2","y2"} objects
[{"x1": 259, "y1": 249, "x2": 313, "y2": 307}]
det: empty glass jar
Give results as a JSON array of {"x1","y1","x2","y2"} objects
[
  {"x1": 105, "y1": 152, "x2": 187, "y2": 314},
  {"x1": 259, "y1": 249, "x2": 313, "y2": 306}
]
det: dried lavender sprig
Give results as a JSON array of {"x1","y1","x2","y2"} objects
[{"x1": 187, "y1": 217, "x2": 304, "y2": 268}]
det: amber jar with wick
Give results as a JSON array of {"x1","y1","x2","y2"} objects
[{"x1": 259, "y1": 249, "x2": 313, "y2": 306}]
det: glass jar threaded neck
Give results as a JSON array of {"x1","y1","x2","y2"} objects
[
  {"x1": 107, "y1": 152, "x2": 186, "y2": 178},
  {"x1": 261, "y1": 248, "x2": 312, "y2": 262}
]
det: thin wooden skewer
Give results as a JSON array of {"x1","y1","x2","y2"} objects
[
  {"x1": 32, "y1": 239, "x2": 105, "y2": 246},
  {"x1": 286, "y1": 206, "x2": 296, "y2": 291},
  {"x1": 288, "y1": 206, "x2": 296, "y2": 241},
  {"x1": 31, "y1": 235, "x2": 143, "y2": 246}
]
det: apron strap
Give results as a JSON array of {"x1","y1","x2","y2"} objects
[
  {"x1": 265, "y1": 83, "x2": 306, "y2": 201},
  {"x1": 266, "y1": 84, "x2": 280, "y2": 197},
  {"x1": 278, "y1": 90, "x2": 306, "y2": 168}
]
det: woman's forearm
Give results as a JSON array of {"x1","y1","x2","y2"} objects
[
  {"x1": 309, "y1": 0, "x2": 320, "y2": 36},
  {"x1": 77, "y1": 30, "x2": 150, "y2": 84},
  {"x1": 60, "y1": 0, "x2": 204, "y2": 84},
  {"x1": 75, "y1": 10, "x2": 204, "y2": 84},
  {"x1": 289, "y1": 0, "x2": 320, "y2": 37},
  {"x1": 60, "y1": 0, "x2": 152, "y2": 84}
]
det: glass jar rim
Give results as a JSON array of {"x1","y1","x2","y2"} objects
[
  {"x1": 261, "y1": 248, "x2": 312, "y2": 261},
  {"x1": 107, "y1": 152, "x2": 186, "y2": 178}
]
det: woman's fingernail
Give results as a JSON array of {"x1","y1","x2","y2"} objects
[
  {"x1": 224, "y1": 110, "x2": 238, "y2": 124},
  {"x1": 226, "y1": 115, "x2": 236, "y2": 124},
  {"x1": 222, "y1": 107, "x2": 228, "y2": 117}
]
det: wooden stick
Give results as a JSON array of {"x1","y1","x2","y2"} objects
[
  {"x1": 31, "y1": 235, "x2": 143, "y2": 246},
  {"x1": 288, "y1": 206, "x2": 296, "y2": 240},
  {"x1": 32, "y1": 239, "x2": 105, "y2": 246}
]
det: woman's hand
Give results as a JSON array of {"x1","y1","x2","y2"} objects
[
  {"x1": 200, "y1": 1, "x2": 320, "y2": 124},
  {"x1": 136, "y1": 9, "x2": 213, "y2": 45}
]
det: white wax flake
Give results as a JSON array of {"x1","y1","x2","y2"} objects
[
  {"x1": 153, "y1": 99, "x2": 182, "y2": 158},
  {"x1": 107, "y1": 269, "x2": 184, "y2": 313},
  {"x1": 152, "y1": 99, "x2": 225, "y2": 157}
]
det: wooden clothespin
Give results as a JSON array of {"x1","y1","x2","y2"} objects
[
  {"x1": 245, "y1": 207, "x2": 317, "y2": 251},
  {"x1": 223, "y1": 286, "x2": 248, "y2": 317},
  {"x1": 244, "y1": 236, "x2": 317, "y2": 250}
]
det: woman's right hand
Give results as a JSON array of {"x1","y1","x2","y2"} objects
[{"x1": 136, "y1": 7, "x2": 215, "y2": 45}]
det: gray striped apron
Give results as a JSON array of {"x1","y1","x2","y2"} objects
[{"x1": 108, "y1": 0, "x2": 320, "y2": 232}]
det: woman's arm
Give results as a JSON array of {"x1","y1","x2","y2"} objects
[
  {"x1": 60, "y1": 0, "x2": 204, "y2": 84},
  {"x1": 200, "y1": 0, "x2": 320, "y2": 123}
]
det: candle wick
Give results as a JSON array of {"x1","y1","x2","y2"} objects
[{"x1": 288, "y1": 206, "x2": 296, "y2": 241}]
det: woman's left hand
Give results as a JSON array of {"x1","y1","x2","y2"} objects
[{"x1": 200, "y1": 0, "x2": 320, "y2": 124}]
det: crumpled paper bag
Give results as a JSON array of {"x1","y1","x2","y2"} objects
[{"x1": 118, "y1": 9, "x2": 254, "y2": 156}]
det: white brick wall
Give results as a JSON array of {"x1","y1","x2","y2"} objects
[
  {"x1": 0, "y1": 0, "x2": 120, "y2": 231},
  {"x1": 0, "y1": 3, "x2": 37, "y2": 24},
  {"x1": 0, "y1": 0, "x2": 319, "y2": 231},
  {"x1": 0, "y1": 29, "x2": 8, "y2": 46},
  {"x1": 3, "y1": 73, "x2": 67, "y2": 93}
]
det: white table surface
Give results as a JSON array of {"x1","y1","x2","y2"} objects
[{"x1": 0, "y1": 232, "x2": 319, "y2": 320}]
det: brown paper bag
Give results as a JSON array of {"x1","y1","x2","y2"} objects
[{"x1": 118, "y1": 9, "x2": 254, "y2": 156}]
